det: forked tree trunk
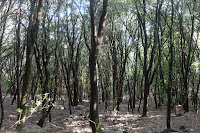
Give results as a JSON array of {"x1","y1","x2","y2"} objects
[
  {"x1": 16, "y1": 0, "x2": 44, "y2": 130},
  {"x1": 89, "y1": 0, "x2": 108, "y2": 132},
  {"x1": 136, "y1": 0, "x2": 159, "y2": 118},
  {"x1": 116, "y1": 46, "x2": 128, "y2": 111}
]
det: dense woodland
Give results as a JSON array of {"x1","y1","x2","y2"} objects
[{"x1": 0, "y1": 0, "x2": 200, "y2": 132}]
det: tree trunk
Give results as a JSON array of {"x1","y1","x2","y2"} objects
[
  {"x1": 183, "y1": 76, "x2": 189, "y2": 112},
  {"x1": 112, "y1": 41, "x2": 117, "y2": 110},
  {"x1": 89, "y1": 46, "x2": 99, "y2": 132},
  {"x1": 37, "y1": 9, "x2": 52, "y2": 127},
  {"x1": 16, "y1": 0, "x2": 44, "y2": 130},
  {"x1": 0, "y1": 67, "x2": 4, "y2": 129},
  {"x1": 167, "y1": 0, "x2": 174, "y2": 128},
  {"x1": 16, "y1": 0, "x2": 23, "y2": 109},
  {"x1": 89, "y1": 0, "x2": 108, "y2": 132},
  {"x1": 142, "y1": 74, "x2": 149, "y2": 117},
  {"x1": 154, "y1": 79, "x2": 158, "y2": 109},
  {"x1": 132, "y1": 45, "x2": 138, "y2": 111}
]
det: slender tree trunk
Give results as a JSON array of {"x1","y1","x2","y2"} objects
[
  {"x1": 16, "y1": 0, "x2": 44, "y2": 130},
  {"x1": 37, "y1": 59, "x2": 50, "y2": 127},
  {"x1": 109, "y1": 17, "x2": 118, "y2": 110},
  {"x1": 73, "y1": 75, "x2": 78, "y2": 106},
  {"x1": 37, "y1": 9, "x2": 52, "y2": 127},
  {"x1": 16, "y1": 0, "x2": 23, "y2": 109},
  {"x1": 138, "y1": 76, "x2": 143, "y2": 112},
  {"x1": 132, "y1": 42, "x2": 139, "y2": 112},
  {"x1": 73, "y1": 45, "x2": 80, "y2": 106},
  {"x1": 154, "y1": 78, "x2": 158, "y2": 109},
  {"x1": 136, "y1": 0, "x2": 150, "y2": 117},
  {"x1": 183, "y1": 76, "x2": 189, "y2": 112},
  {"x1": 116, "y1": 46, "x2": 128, "y2": 111},
  {"x1": 60, "y1": 50, "x2": 72, "y2": 114},
  {"x1": 66, "y1": 66, "x2": 73, "y2": 112},
  {"x1": 142, "y1": 75, "x2": 149, "y2": 117},
  {"x1": 112, "y1": 41, "x2": 117, "y2": 110},
  {"x1": 73, "y1": 58, "x2": 79, "y2": 106},
  {"x1": 167, "y1": 0, "x2": 174, "y2": 129},
  {"x1": 0, "y1": 67, "x2": 3, "y2": 128}
]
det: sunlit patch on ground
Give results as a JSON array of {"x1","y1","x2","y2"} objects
[{"x1": 8, "y1": 115, "x2": 17, "y2": 119}]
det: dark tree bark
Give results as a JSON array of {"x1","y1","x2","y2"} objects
[
  {"x1": 153, "y1": 77, "x2": 158, "y2": 109},
  {"x1": 0, "y1": 66, "x2": 3, "y2": 129},
  {"x1": 111, "y1": 38, "x2": 117, "y2": 110},
  {"x1": 37, "y1": 7, "x2": 51, "y2": 127},
  {"x1": 140, "y1": 0, "x2": 149, "y2": 117},
  {"x1": 89, "y1": 0, "x2": 108, "y2": 132},
  {"x1": 109, "y1": 16, "x2": 118, "y2": 110},
  {"x1": 135, "y1": 0, "x2": 158, "y2": 117},
  {"x1": 132, "y1": 42, "x2": 138, "y2": 112},
  {"x1": 138, "y1": 76, "x2": 143, "y2": 112},
  {"x1": 16, "y1": 0, "x2": 23, "y2": 109},
  {"x1": 16, "y1": 0, "x2": 44, "y2": 130},
  {"x1": 179, "y1": 2, "x2": 195, "y2": 112},
  {"x1": 166, "y1": 0, "x2": 174, "y2": 129},
  {"x1": 158, "y1": 13, "x2": 165, "y2": 107},
  {"x1": 64, "y1": 1, "x2": 82, "y2": 107},
  {"x1": 72, "y1": 38, "x2": 81, "y2": 107},
  {"x1": 116, "y1": 45, "x2": 128, "y2": 111},
  {"x1": 60, "y1": 51, "x2": 72, "y2": 114}
]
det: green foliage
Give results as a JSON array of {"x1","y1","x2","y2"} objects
[
  {"x1": 29, "y1": 108, "x2": 36, "y2": 114},
  {"x1": 43, "y1": 93, "x2": 49, "y2": 100},
  {"x1": 36, "y1": 100, "x2": 42, "y2": 106},
  {"x1": 25, "y1": 103, "x2": 29, "y2": 107},
  {"x1": 11, "y1": 93, "x2": 50, "y2": 129},
  {"x1": 31, "y1": 100, "x2": 35, "y2": 104},
  {"x1": 16, "y1": 108, "x2": 23, "y2": 114},
  {"x1": 96, "y1": 124, "x2": 104, "y2": 133}
]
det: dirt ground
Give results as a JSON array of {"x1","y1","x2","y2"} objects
[{"x1": 1, "y1": 94, "x2": 200, "y2": 133}]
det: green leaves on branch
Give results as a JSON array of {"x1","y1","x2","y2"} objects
[
  {"x1": 16, "y1": 108, "x2": 23, "y2": 114},
  {"x1": 43, "y1": 93, "x2": 49, "y2": 100},
  {"x1": 36, "y1": 100, "x2": 42, "y2": 106},
  {"x1": 29, "y1": 108, "x2": 36, "y2": 114},
  {"x1": 16, "y1": 93, "x2": 49, "y2": 116}
]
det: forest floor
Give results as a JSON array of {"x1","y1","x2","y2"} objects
[{"x1": 1, "y1": 94, "x2": 200, "y2": 133}]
